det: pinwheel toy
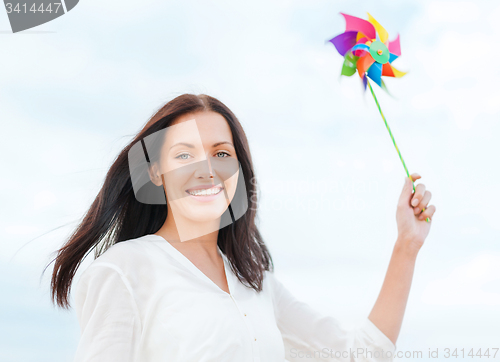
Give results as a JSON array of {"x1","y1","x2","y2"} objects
[{"x1": 328, "y1": 12, "x2": 430, "y2": 222}]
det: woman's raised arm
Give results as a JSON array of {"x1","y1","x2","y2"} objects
[{"x1": 368, "y1": 173, "x2": 436, "y2": 345}]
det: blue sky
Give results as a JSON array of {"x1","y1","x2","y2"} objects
[{"x1": 1, "y1": 0, "x2": 499, "y2": 360}]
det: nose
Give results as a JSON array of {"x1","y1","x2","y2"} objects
[{"x1": 194, "y1": 152, "x2": 214, "y2": 179}]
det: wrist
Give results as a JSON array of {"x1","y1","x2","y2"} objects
[{"x1": 394, "y1": 237, "x2": 420, "y2": 260}]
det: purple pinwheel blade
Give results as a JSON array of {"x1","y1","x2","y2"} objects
[{"x1": 328, "y1": 31, "x2": 358, "y2": 56}]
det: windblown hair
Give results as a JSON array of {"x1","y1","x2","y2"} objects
[{"x1": 47, "y1": 94, "x2": 273, "y2": 309}]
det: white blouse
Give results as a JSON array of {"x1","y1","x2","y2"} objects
[{"x1": 73, "y1": 234, "x2": 396, "y2": 361}]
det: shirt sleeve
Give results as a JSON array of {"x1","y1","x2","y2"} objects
[
  {"x1": 73, "y1": 263, "x2": 142, "y2": 362},
  {"x1": 268, "y1": 272, "x2": 396, "y2": 362}
]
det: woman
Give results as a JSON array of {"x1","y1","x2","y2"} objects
[{"x1": 49, "y1": 94, "x2": 436, "y2": 362}]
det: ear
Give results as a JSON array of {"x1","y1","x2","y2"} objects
[{"x1": 148, "y1": 163, "x2": 163, "y2": 187}]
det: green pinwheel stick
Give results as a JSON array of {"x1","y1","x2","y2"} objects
[
  {"x1": 367, "y1": 79, "x2": 430, "y2": 222},
  {"x1": 328, "y1": 12, "x2": 430, "y2": 222}
]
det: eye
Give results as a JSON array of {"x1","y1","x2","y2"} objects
[
  {"x1": 215, "y1": 151, "x2": 230, "y2": 158},
  {"x1": 175, "y1": 153, "x2": 192, "y2": 160}
]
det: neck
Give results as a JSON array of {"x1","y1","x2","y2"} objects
[{"x1": 156, "y1": 212, "x2": 221, "y2": 257}]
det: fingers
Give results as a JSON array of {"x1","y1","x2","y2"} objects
[
  {"x1": 418, "y1": 204, "x2": 436, "y2": 221},
  {"x1": 411, "y1": 183, "x2": 426, "y2": 207},
  {"x1": 414, "y1": 190, "x2": 432, "y2": 215},
  {"x1": 407, "y1": 173, "x2": 436, "y2": 222},
  {"x1": 409, "y1": 173, "x2": 421, "y2": 182}
]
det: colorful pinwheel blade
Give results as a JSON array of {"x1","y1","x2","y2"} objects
[
  {"x1": 367, "y1": 13, "x2": 389, "y2": 43},
  {"x1": 388, "y1": 34, "x2": 401, "y2": 56},
  {"x1": 356, "y1": 32, "x2": 367, "y2": 41},
  {"x1": 356, "y1": 37, "x2": 370, "y2": 45},
  {"x1": 329, "y1": 31, "x2": 358, "y2": 56},
  {"x1": 367, "y1": 62, "x2": 383, "y2": 87},
  {"x1": 340, "y1": 13, "x2": 376, "y2": 39},
  {"x1": 380, "y1": 79, "x2": 392, "y2": 97},
  {"x1": 382, "y1": 62, "x2": 395, "y2": 77},
  {"x1": 351, "y1": 43, "x2": 370, "y2": 57},
  {"x1": 391, "y1": 66, "x2": 407, "y2": 78},
  {"x1": 352, "y1": 44, "x2": 370, "y2": 52},
  {"x1": 341, "y1": 53, "x2": 359, "y2": 76},
  {"x1": 357, "y1": 54, "x2": 375, "y2": 78}
]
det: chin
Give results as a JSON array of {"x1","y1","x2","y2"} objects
[
  {"x1": 183, "y1": 204, "x2": 229, "y2": 222},
  {"x1": 185, "y1": 212, "x2": 225, "y2": 224}
]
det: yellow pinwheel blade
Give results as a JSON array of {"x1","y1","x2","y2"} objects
[
  {"x1": 356, "y1": 32, "x2": 367, "y2": 41},
  {"x1": 367, "y1": 13, "x2": 389, "y2": 43},
  {"x1": 391, "y1": 65, "x2": 407, "y2": 78}
]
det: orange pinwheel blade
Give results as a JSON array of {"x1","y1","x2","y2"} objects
[
  {"x1": 382, "y1": 63, "x2": 395, "y2": 77},
  {"x1": 357, "y1": 54, "x2": 375, "y2": 78}
]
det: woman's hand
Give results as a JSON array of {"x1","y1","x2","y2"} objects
[{"x1": 396, "y1": 173, "x2": 436, "y2": 255}]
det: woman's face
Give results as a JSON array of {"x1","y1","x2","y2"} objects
[{"x1": 152, "y1": 111, "x2": 240, "y2": 224}]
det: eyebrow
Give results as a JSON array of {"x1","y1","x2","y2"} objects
[{"x1": 169, "y1": 141, "x2": 234, "y2": 150}]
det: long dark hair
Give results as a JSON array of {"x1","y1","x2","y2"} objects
[{"x1": 47, "y1": 94, "x2": 273, "y2": 309}]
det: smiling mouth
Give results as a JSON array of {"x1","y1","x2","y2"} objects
[{"x1": 185, "y1": 184, "x2": 224, "y2": 197}]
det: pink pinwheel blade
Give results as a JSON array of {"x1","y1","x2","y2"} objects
[
  {"x1": 329, "y1": 31, "x2": 358, "y2": 56},
  {"x1": 351, "y1": 43, "x2": 370, "y2": 57},
  {"x1": 353, "y1": 49, "x2": 369, "y2": 57},
  {"x1": 388, "y1": 34, "x2": 401, "y2": 56},
  {"x1": 351, "y1": 44, "x2": 369, "y2": 52},
  {"x1": 340, "y1": 13, "x2": 376, "y2": 40}
]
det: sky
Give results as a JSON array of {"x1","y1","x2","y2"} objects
[{"x1": 1, "y1": 0, "x2": 499, "y2": 361}]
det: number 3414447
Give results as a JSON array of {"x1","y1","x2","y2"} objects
[
  {"x1": 444, "y1": 348, "x2": 499, "y2": 359},
  {"x1": 5, "y1": 2, "x2": 63, "y2": 14}
]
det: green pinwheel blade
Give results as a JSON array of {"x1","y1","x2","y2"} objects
[
  {"x1": 380, "y1": 79, "x2": 395, "y2": 98},
  {"x1": 341, "y1": 52, "x2": 359, "y2": 76}
]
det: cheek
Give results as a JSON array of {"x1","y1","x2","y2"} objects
[
  {"x1": 163, "y1": 167, "x2": 192, "y2": 199},
  {"x1": 223, "y1": 169, "x2": 240, "y2": 201}
]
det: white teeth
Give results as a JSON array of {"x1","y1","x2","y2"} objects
[{"x1": 188, "y1": 187, "x2": 222, "y2": 196}]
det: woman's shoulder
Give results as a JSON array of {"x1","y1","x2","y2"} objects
[
  {"x1": 262, "y1": 269, "x2": 298, "y2": 302},
  {"x1": 262, "y1": 269, "x2": 281, "y2": 295},
  {"x1": 81, "y1": 234, "x2": 157, "y2": 276}
]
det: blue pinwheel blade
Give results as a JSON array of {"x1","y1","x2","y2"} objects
[{"x1": 367, "y1": 62, "x2": 382, "y2": 87}]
